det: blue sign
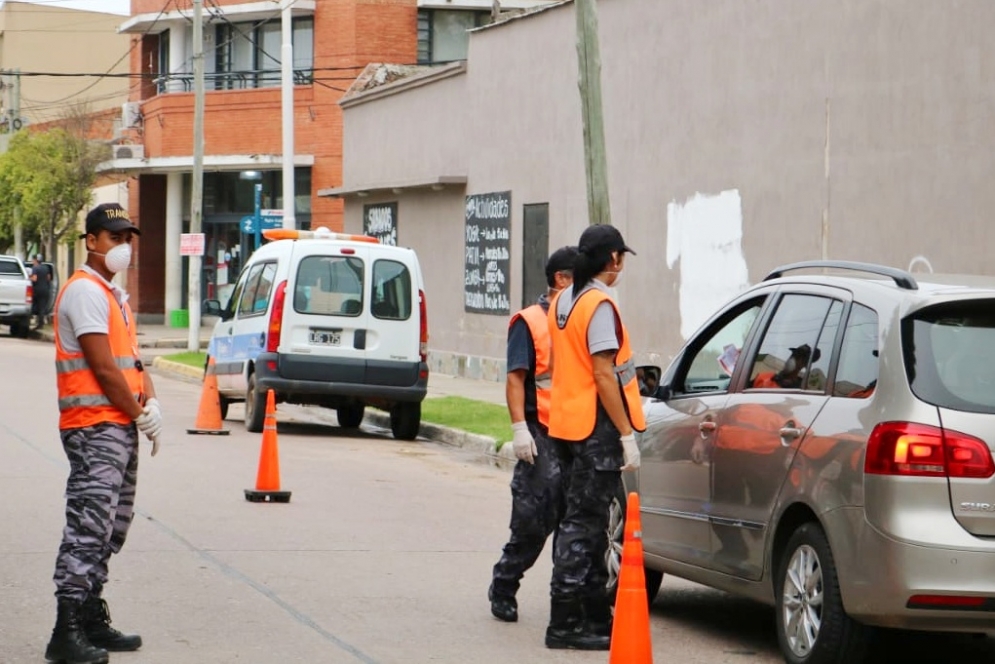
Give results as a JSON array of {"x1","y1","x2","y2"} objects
[{"x1": 240, "y1": 215, "x2": 283, "y2": 234}]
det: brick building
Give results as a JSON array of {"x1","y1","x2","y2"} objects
[{"x1": 99, "y1": 0, "x2": 554, "y2": 323}]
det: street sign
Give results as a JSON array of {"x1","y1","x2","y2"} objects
[
  {"x1": 180, "y1": 233, "x2": 205, "y2": 256},
  {"x1": 240, "y1": 215, "x2": 284, "y2": 234}
]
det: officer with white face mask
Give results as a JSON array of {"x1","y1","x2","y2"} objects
[{"x1": 45, "y1": 203, "x2": 162, "y2": 663}]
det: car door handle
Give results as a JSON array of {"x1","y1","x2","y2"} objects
[
  {"x1": 779, "y1": 426, "x2": 803, "y2": 442},
  {"x1": 699, "y1": 421, "x2": 717, "y2": 433}
]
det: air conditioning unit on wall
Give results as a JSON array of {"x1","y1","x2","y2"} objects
[{"x1": 112, "y1": 144, "x2": 144, "y2": 160}]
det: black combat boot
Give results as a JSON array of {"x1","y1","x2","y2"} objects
[
  {"x1": 584, "y1": 595, "x2": 613, "y2": 639},
  {"x1": 488, "y1": 584, "x2": 518, "y2": 622},
  {"x1": 44, "y1": 599, "x2": 109, "y2": 664},
  {"x1": 544, "y1": 597, "x2": 610, "y2": 650},
  {"x1": 81, "y1": 596, "x2": 143, "y2": 652}
]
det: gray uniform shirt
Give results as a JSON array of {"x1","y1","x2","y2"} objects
[
  {"x1": 57, "y1": 266, "x2": 131, "y2": 354},
  {"x1": 555, "y1": 278, "x2": 620, "y2": 356}
]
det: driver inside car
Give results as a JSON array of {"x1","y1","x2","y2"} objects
[{"x1": 752, "y1": 344, "x2": 821, "y2": 389}]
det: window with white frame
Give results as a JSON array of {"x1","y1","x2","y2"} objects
[{"x1": 213, "y1": 17, "x2": 314, "y2": 90}]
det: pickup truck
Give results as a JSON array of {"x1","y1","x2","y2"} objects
[{"x1": 0, "y1": 255, "x2": 32, "y2": 338}]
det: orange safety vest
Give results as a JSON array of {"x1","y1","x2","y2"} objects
[
  {"x1": 54, "y1": 271, "x2": 144, "y2": 431},
  {"x1": 510, "y1": 304, "x2": 552, "y2": 427},
  {"x1": 547, "y1": 287, "x2": 646, "y2": 441}
]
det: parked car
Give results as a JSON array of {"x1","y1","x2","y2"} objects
[
  {"x1": 0, "y1": 255, "x2": 32, "y2": 337},
  {"x1": 202, "y1": 227, "x2": 429, "y2": 439},
  {"x1": 608, "y1": 260, "x2": 995, "y2": 664}
]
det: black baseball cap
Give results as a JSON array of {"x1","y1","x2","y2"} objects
[
  {"x1": 578, "y1": 224, "x2": 636, "y2": 256},
  {"x1": 789, "y1": 344, "x2": 822, "y2": 363},
  {"x1": 545, "y1": 245, "x2": 578, "y2": 283},
  {"x1": 81, "y1": 203, "x2": 141, "y2": 239}
]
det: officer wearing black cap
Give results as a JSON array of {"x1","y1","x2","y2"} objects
[
  {"x1": 46, "y1": 202, "x2": 161, "y2": 663},
  {"x1": 489, "y1": 246, "x2": 578, "y2": 623},
  {"x1": 543, "y1": 224, "x2": 646, "y2": 650}
]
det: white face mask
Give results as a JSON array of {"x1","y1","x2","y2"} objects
[{"x1": 92, "y1": 243, "x2": 132, "y2": 274}]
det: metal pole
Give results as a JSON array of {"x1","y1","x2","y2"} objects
[
  {"x1": 575, "y1": 0, "x2": 611, "y2": 226},
  {"x1": 187, "y1": 0, "x2": 205, "y2": 351},
  {"x1": 280, "y1": 0, "x2": 296, "y2": 230},
  {"x1": 254, "y1": 183, "x2": 262, "y2": 250}
]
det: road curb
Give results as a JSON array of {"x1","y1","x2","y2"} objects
[
  {"x1": 28, "y1": 327, "x2": 208, "y2": 349},
  {"x1": 150, "y1": 357, "x2": 516, "y2": 471}
]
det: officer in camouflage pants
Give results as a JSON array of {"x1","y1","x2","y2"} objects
[{"x1": 54, "y1": 423, "x2": 139, "y2": 606}]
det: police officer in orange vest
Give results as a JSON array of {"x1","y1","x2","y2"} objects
[
  {"x1": 545, "y1": 224, "x2": 645, "y2": 651},
  {"x1": 46, "y1": 203, "x2": 163, "y2": 664},
  {"x1": 489, "y1": 246, "x2": 578, "y2": 623}
]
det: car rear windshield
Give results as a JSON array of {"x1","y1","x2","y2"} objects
[
  {"x1": 0, "y1": 260, "x2": 23, "y2": 275},
  {"x1": 903, "y1": 299, "x2": 995, "y2": 414}
]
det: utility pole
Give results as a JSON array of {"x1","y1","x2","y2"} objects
[
  {"x1": 280, "y1": 0, "x2": 296, "y2": 230},
  {"x1": 188, "y1": 0, "x2": 205, "y2": 351},
  {"x1": 575, "y1": 0, "x2": 611, "y2": 226}
]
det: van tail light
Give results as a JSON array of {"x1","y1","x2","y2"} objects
[
  {"x1": 25, "y1": 283, "x2": 32, "y2": 304},
  {"x1": 865, "y1": 422, "x2": 995, "y2": 478},
  {"x1": 418, "y1": 288, "x2": 428, "y2": 363},
  {"x1": 265, "y1": 280, "x2": 288, "y2": 353}
]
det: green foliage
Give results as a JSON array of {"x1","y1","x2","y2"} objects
[
  {"x1": 0, "y1": 127, "x2": 107, "y2": 256},
  {"x1": 421, "y1": 396, "x2": 513, "y2": 446}
]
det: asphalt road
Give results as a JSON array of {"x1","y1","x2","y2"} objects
[{"x1": 2, "y1": 335, "x2": 994, "y2": 663}]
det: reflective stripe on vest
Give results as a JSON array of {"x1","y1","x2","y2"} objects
[
  {"x1": 511, "y1": 304, "x2": 552, "y2": 427},
  {"x1": 547, "y1": 288, "x2": 646, "y2": 441},
  {"x1": 54, "y1": 270, "x2": 144, "y2": 430}
]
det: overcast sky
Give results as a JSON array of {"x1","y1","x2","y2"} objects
[{"x1": 20, "y1": 0, "x2": 131, "y2": 15}]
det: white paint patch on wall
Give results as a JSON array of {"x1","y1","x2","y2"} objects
[{"x1": 666, "y1": 189, "x2": 750, "y2": 340}]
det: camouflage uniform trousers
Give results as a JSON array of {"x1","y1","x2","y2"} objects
[
  {"x1": 53, "y1": 422, "x2": 139, "y2": 602},
  {"x1": 548, "y1": 410, "x2": 623, "y2": 603},
  {"x1": 490, "y1": 422, "x2": 564, "y2": 599}
]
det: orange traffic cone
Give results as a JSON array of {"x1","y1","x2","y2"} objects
[
  {"x1": 609, "y1": 492, "x2": 653, "y2": 664},
  {"x1": 244, "y1": 389, "x2": 291, "y2": 503},
  {"x1": 186, "y1": 356, "x2": 230, "y2": 435}
]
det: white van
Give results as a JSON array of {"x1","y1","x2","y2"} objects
[{"x1": 203, "y1": 228, "x2": 429, "y2": 439}]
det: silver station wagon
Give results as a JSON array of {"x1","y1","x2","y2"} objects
[{"x1": 611, "y1": 261, "x2": 995, "y2": 664}]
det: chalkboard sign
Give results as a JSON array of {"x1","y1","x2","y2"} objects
[
  {"x1": 363, "y1": 202, "x2": 398, "y2": 245},
  {"x1": 464, "y1": 191, "x2": 511, "y2": 315}
]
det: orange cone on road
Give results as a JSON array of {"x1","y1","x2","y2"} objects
[
  {"x1": 186, "y1": 356, "x2": 230, "y2": 435},
  {"x1": 610, "y1": 492, "x2": 653, "y2": 664},
  {"x1": 244, "y1": 389, "x2": 291, "y2": 503}
]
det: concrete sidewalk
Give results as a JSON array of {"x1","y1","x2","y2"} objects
[{"x1": 29, "y1": 323, "x2": 515, "y2": 468}]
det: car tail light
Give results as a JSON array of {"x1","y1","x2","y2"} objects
[
  {"x1": 418, "y1": 288, "x2": 428, "y2": 363},
  {"x1": 265, "y1": 280, "x2": 288, "y2": 353},
  {"x1": 866, "y1": 422, "x2": 995, "y2": 478},
  {"x1": 25, "y1": 283, "x2": 32, "y2": 304},
  {"x1": 907, "y1": 594, "x2": 988, "y2": 609}
]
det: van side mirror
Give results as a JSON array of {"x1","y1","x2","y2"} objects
[{"x1": 202, "y1": 299, "x2": 223, "y2": 318}]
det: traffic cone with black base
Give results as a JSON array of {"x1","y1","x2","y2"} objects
[
  {"x1": 187, "y1": 356, "x2": 230, "y2": 435},
  {"x1": 609, "y1": 491, "x2": 653, "y2": 663},
  {"x1": 245, "y1": 389, "x2": 291, "y2": 503}
]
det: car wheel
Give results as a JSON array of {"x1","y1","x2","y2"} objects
[
  {"x1": 245, "y1": 373, "x2": 266, "y2": 433},
  {"x1": 218, "y1": 395, "x2": 230, "y2": 421},
  {"x1": 11, "y1": 320, "x2": 28, "y2": 338},
  {"x1": 605, "y1": 486, "x2": 663, "y2": 604},
  {"x1": 390, "y1": 402, "x2": 420, "y2": 440},
  {"x1": 336, "y1": 404, "x2": 365, "y2": 428},
  {"x1": 775, "y1": 522, "x2": 870, "y2": 664}
]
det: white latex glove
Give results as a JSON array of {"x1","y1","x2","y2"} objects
[
  {"x1": 134, "y1": 405, "x2": 163, "y2": 441},
  {"x1": 620, "y1": 433, "x2": 640, "y2": 471},
  {"x1": 150, "y1": 434, "x2": 161, "y2": 457},
  {"x1": 145, "y1": 397, "x2": 163, "y2": 422},
  {"x1": 511, "y1": 421, "x2": 538, "y2": 464}
]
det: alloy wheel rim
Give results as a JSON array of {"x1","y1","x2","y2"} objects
[
  {"x1": 781, "y1": 543, "x2": 824, "y2": 657},
  {"x1": 606, "y1": 496, "x2": 624, "y2": 592}
]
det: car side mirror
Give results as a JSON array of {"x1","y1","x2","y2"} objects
[
  {"x1": 202, "y1": 299, "x2": 223, "y2": 318},
  {"x1": 636, "y1": 364, "x2": 662, "y2": 397},
  {"x1": 652, "y1": 383, "x2": 672, "y2": 401}
]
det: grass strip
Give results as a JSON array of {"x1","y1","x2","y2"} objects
[
  {"x1": 160, "y1": 351, "x2": 207, "y2": 369},
  {"x1": 421, "y1": 396, "x2": 512, "y2": 447}
]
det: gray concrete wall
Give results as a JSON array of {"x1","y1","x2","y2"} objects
[{"x1": 339, "y1": 0, "x2": 995, "y2": 377}]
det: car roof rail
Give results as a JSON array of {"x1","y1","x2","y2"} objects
[{"x1": 763, "y1": 260, "x2": 919, "y2": 290}]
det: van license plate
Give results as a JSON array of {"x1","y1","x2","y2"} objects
[{"x1": 309, "y1": 328, "x2": 341, "y2": 346}]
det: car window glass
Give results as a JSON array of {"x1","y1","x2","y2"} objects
[
  {"x1": 0, "y1": 260, "x2": 22, "y2": 275},
  {"x1": 372, "y1": 259, "x2": 412, "y2": 320},
  {"x1": 808, "y1": 300, "x2": 843, "y2": 392},
  {"x1": 251, "y1": 262, "x2": 277, "y2": 314},
  {"x1": 225, "y1": 267, "x2": 249, "y2": 318},
  {"x1": 681, "y1": 300, "x2": 763, "y2": 394},
  {"x1": 294, "y1": 255, "x2": 364, "y2": 316},
  {"x1": 237, "y1": 263, "x2": 265, "y2": 316},
  {"x1": 748, "y1": 294, "x2": 834, "y2": 390},
  {"x1": 834, "y1": 304, "x2": 879, "y2": 398}
]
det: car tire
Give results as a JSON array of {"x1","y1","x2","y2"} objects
[
  {"x1": 11, "y1": 319, "x2": 28, "y2": 338},
  {"x1": 606, "y1": 486, "x2": 663, "y2": 605},
  {"x1": 390, "y1": 402, "x2": 420, "y2": 440},
  {"x1": 336, "y1": 404, "x2": 365, "y2": 429},
  {"x1": 775, "y1": 522, "x2": 870, "y2": 664},
  {"x1": 245, "y1": 373, "x2": 266, "y2": 433}
]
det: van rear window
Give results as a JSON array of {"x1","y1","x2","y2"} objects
[
  {"x1": 294, "y1": 256, "x2": 364, "y2": 316},
  {"x1": 903, "y1": 299, "x2": 995, "y2": 414},
  {"x1": 372, "y1": 260, "x2": 412, "y2": 320}
]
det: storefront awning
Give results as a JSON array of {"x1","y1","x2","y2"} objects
[
  {"x1": 318, "y1": 175, "x2": 467, "y2": 199},
  {"x1": 96, "y1": 153, "x2": 315, "y2": 175}
]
